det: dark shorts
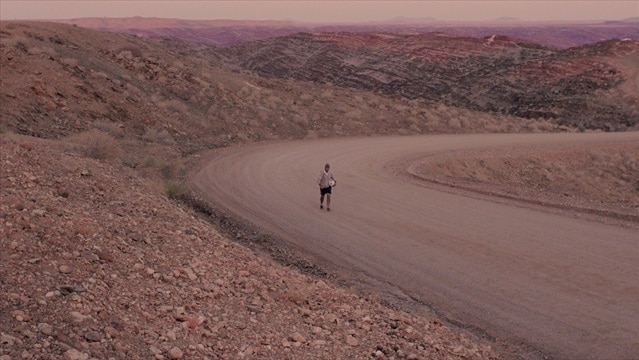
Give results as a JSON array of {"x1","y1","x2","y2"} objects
[{"x1": 320, "y1": 186, "x2": 332, "y2": 195}]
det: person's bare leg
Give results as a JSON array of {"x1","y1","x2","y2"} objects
[
  {"x1": 320, "y1": 194, "x2": 324, "y2": 209},
  {"x1": 326, "y1": 194, "x2": 331, "y2": 211}
]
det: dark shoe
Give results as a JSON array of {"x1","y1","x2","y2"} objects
[
  {"x1": 327, "y1": 208, "x2": 330, "y2": 212},
  {"x1": 320, "y1": 205, "x2": 323, "y2": 209}
]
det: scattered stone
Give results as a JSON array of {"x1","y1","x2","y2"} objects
[
  {"x1": 38, "y1": 323, "x2": 54, "y2": 336},
  {"x1": 84, "y1": 331, "x2": 102, "y2": 342},
  {"x1": 63, "y1": 349, "x2": 88, "y2": 360},
  {"x1": 59, "y1": 265, "x2": 71, "y2": 274},
  {"x1": 113, "y1": 341, "x2": 129, "y2": 353},
  {"x1": 104, "y1": 326, "x2": 119, "y2": 338},
  {"x1": 290, "y1": 332, "x2": 306, "y2": 343},
  {"x1": 57, "y1": 187, "x2": 70, "y2": 198},
  {"x1": 1, "y1": 333, "x2": 21, "y2": 346},
  {"x1": 167, "y1": 347, "x2": 183, "y2": 359},
  {"x1": 69, "y1": 311, "x2": 88, "y2": 324},
  {"x1": 165, "y1": 330, "x2": 176, "y2": 342},
  {"x1": 184, "y1": 268, "x2": 197, "y2": 280},
  {"x1": 32, "y1": 209, "x2": 46, "y2": 216},
  {"x1": 11, "y1": 310, "x2": 27, "y2": 322},
  {"x1": 345, "y1": 335, "x2": 359, "y2": 346}
]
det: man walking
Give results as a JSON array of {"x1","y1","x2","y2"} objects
[{"x1": 318, "y1": 163, "x2": 336, "y2": 211}]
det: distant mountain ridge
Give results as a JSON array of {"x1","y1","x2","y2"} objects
[{"x1": 58, "y1": 17, "x2": 639, "y2": 49}]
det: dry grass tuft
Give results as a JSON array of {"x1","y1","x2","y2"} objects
[
  {"x1": 92, "y1": 120, "x2": 124, "y2": 139},
  {"x1": 116, "y1": 45, "x2": 143, "y2": 58},
  {"x1": 67, "y1": 129, "x2": 122, "y2": 160},
  {"x1": 165, "y1": 180, "x2": 189, "y2": 199},
  {"x1": 142, "y1": 128, "x2": 175, "y2": 145}
]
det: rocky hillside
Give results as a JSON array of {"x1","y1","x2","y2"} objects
[
  {"x1": 0, "y1": 132, "x2": 500, "y2": 360},
  {"x1": 218, "y1": 32, "x2": 639, "y2": 131}
]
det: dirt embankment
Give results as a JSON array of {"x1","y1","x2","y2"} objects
[{"x1": 409, "y1": 140, "x2": 639, "y2": 220}]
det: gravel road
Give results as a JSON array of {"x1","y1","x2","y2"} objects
[{"x1": 190, "y1": 133, "x2": 639, "y2": 359}]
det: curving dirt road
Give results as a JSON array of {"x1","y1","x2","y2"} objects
[{"x1": 190, "y1": 133, "x2": 639, "y2": 359}]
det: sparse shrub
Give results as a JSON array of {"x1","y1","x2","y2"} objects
[
  {"x1": 49, "y1": 35, "x2": 64, "y2": 45},
  {"x1": 121, "y1": 155, "x2": 140, "y2": 169},
  {"x1": 28, "y1": 46, "x2": 56, "y2": 57},
  {"x1": 0, "y1": 36, "x2": 28, "y2": 52},
  {"x1": 141, "y1": 156, "x2": 183, "y2": 179},
  {"x1": 115, "y1": 45, "x2": 143, "y2": 58},
  {"x1": 161, "y1": 159, "x2": 185, "y2": 179},
  {"x1": 92, "y1": 120, "x2": 124, "y2": 138},
  {"x1": 117, "y1": 50, "x2": 134, "y2": 60},
  {"x1": 532, "y1": 121, "x2": 555, "y2": 133},
  {"x1": 25, "y1": 31, "x2": 44, "y2": 41},
  {"x1": 165, "y1": 180, "x2": 188, "y2": 199},
  {"x1": 68, "y1": 129, "x2": 122, "y2": 160},
  {"x1": 254, "y1": 233, "x2": 272, "y2": 243},
  {"x1": 143, "y1": 156, "x2": 167, "y2": 168},
  {"x1": 142, "y1": 128, "x2": 175, "y2": 145}
]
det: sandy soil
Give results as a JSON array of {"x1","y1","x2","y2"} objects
[{"x1": 190, "y1": 132, "x2": 639, "y2": 360}]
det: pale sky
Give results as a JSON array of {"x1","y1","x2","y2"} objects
[{"x1": 1, "y1": 1, "x2": 638, "y2": 22}]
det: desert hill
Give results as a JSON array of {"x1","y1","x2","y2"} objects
[
  {"x1": 218, "y1": 32, "x2": 639, "y2": 131},
  {"x1": 58, "y1": 17, "x2": 639, "y2": 131},
  {"x1": 0, "y1": 21, "x2": 560, "y2": 148}
]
